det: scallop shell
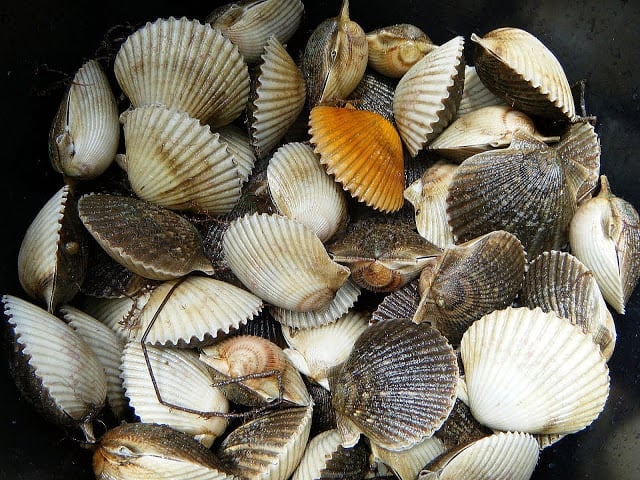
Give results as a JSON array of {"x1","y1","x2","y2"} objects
[
  {"x1": 267, "y1": 142, "x2": 348, "y2": 243},
  {"x1": 306, "y1": 379, "x2": 337, "y2": 437},
  {"x1": 370, "y1": 436, "x2": 446, "y2": 480},
  {"x1": 2, "y1": 295, "x2": 106, "y2": 438},
  {"x1": 460, "y1": 306, "x2": 610, "y2": 434},
  {"x1": 217, "y1": 404, "x2": 313, "y2": 480},
  {"x1": 330, "y1": 319, "x2": 459, "y2": 451},
  {"x1": 366, "y1": 23, "x2": 437, "y2": 78},
  {"x1": 78, "y1": 193, "x2": 214, "y2": 280},
  {"x1": 556, "y1": 120, "x2": 601, "y2": 203},
  {"x1": 17, "y1": 185, "x2": 88, "y2": 312},
  {"x1": 49, "y1": 59, "x2": 119, "y2": 180},
  {"x1": 370, "y1": 279, "x2": 421, "y2": 323},
  {"x1": 121, "y1": 342, "x2": 229, "y2": 447},
  {"x1": 206, "y1": 0, "x2": 304, "y2": 64},
  {"x1": 114, "y1": 16, "x2": 250, "y2": 126},
  {"x1": 456, "y1": 65, "x2": 506, "y2": 117},
  {"x1": 414, "y1": 230, "x2": 526, "y2": 345},
  {"x1": 281, "y1": 309, "x2": 370, "y2": 389},
  {"x1": 347, "y1": 69, "x2": 397, "y2": 123},
  {"x1": 216, "y1": 124, "x2": 257, "y2": 183},
  {"x1": 222, "y1": 213, "x2": 350, "y2": 312},
  {"x1": 308, "y1": 105, "x2": 405, "y2": 213},
  {"x1": 433, "y1": 398, "x2": 492, "y2": 452},
  {"x1": 393, "y1": 35, "x2": 465, "y2": 157},
  {"x1": 121, "y1": 104, "x2": 243, "y2": 214},
  {"x1": 248, "y1": 36, "x2": 306, "y2": 158},
  {"x1": 569, "y1": 175, "x2": 640, "y2": 314},
  {"x1": 471, "y1": 27, "x2": 575, "y2": 120},
  {"x1": 522, "y1": 250, "x2": 617, "y2": 360}
]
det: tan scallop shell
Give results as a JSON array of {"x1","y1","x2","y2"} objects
[
  {"x1": 222, "y1": 213, "x2": 350, "y2": 312},
  {"x1": 121, "y1": 342, "x2": 229, "y2": 447},
  {"x1": 206, "y1": 0, "x2": 304, "y2": 64},
  {"x1": 393, "y1": 35, "x2": 465, "y2": 157},
  {"x1": 248, "y1": 36, "x2": 306, "y2": 158},
  {"x1": 471, "y1": 27, "x2": 575, "y2": 120},
  {"x1": 308, "y1": 105, "x2": 405, "y2": 213},
  {"x1": 114, "y1": 16, "x2": 249, "y2": 126},
  {"x1": 456, "y1": 65, "x2": 506, "y2": 117},
  {"x1": 461, "y1": 306, "x2": 610, "y2": 435},
  {"x1": 78, "y1": 193, "x2": 214, "y2": 281},
  {"x1": 267, "y1": 141, "x2": 348, "y2": 243},
  {"x1": 49, "y1": 59, "x2": 119, "y2": 180},
  {"x1": 216, "y1": 124, "x2": 256, "y2": 183},
  {"x1": 370, "y1": 436, "x2": 446, "y2": 480},
  {"x1": 137, "y1": 276, "x2": 263, "y2": 347}
]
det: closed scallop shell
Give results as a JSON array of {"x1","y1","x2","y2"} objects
[
  {"x1": 49, "y1": 59, "x2": 119, "y2": 180},
  {"x1": 121, "y1": 104, "x2": 242, "y2": 214},
  {"x1": 216, "y1": 124, "x2": 257, "y2": 183},
  {"x1": 460, "y1": 306, "x2": 610, "y2": 435},
  {"x1": 309, "y1": 105, "x2": 405, "y2": 213},
  {"x1": 223, "y1": 213, "x2": 350, "y2": 312},
  {"x1": 393, "y1": 36, "x2": 465, "y2": 157},
  {"x1": 114, "y1": 16, "x2": 249, "y2": 126},
  {"x1": 121, "y1": 342, "x2": 229, "y2": 447},
  {"x1": 330, "y1": 319, "x2": 459, "y2": 451},
  {"x1": 78, "y1": 193, "x2": 214, "y2": 281},
  {"x1": 456, "y1": 65, "x2": 506, "y2": 117},
  {"x1": 267, "y1": 142, "x2": 348, "y2": 243},
  {"x1": 370, "y1": 436, "x2": 446, "y2": 480},
  {"x1": 471, "y1": 27, "x2": 575, "y2": 120}
]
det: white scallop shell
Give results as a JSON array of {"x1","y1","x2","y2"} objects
[
  {"x1": 370, "y1": 436, "x2": 446, "y2": 480},
  {"x1": 216, "y1": 124, "x2": 257, "y2": 183},
  {"x1": 456, "y1": 65, "x2": 506, "y2": 118},
  {"x1": 81, "y1": 290, "x2": 151, "y2": 343}
]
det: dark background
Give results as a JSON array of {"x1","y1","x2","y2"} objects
[{"x1": 1, "y1": 0, "x2": 639, "y2": 478}]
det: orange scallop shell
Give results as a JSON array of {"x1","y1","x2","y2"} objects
[{"x1": 308, "y1": 105, "x2": 405, "y2": 213}]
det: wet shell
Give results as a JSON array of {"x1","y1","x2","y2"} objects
[
  {"x1": 569, "y1": 175, "x2": 640, "y2": 314},
  {"x1": 393, "y1": 35, "x2": 465, "y2": 157},
  {"x1": 414, "y1": 230, "x2": 526, "y2": 345},
  {"x1": 309, "y1": 105, "x2": 405, "y2": 213},
  {"x1": 78, "y1": 193, "x2": 214, "y2": 281},
  {"x1": 403, "y1": 160, "x2": 457, "y2": 248},
  {"x1": 222, "y1": 213, "x2": 350, "y2": 312},
  {"x1": 522, "y1": 250, "x2": 617, "y2": 360},
  {"x1": 330, "y1": 319, "x2": 459, "y2": 451},
  {"x1": 17, "y1": 185, "x2": 88, "y2": 312},
  {"x1": 370, "y1": 436, "x2": 446, "y2": 480},
  {"x1": 121, "y1": 104, "x2": 243, "y2": 214},
  {"x1": 471, "y1": 27, "x2": 575, "y2": 120},
  {"x1": 248, "y1": 36, "x2": 306, "y2": 158},
  {"x1": 267, "y1": 142, "x2": 348, "y2": 243},
  {"x1": 281, "y1": 309, "x2": 370, "y2": 389},
  {"x1": 206, "y1": 0, "x2": 304, "y2": 64},
  {"x1": 49, "y1": 59, "x2": 119, "y2": 180},
  {"x1": 216, "y1": 124, "x2": 257, "y2": 183},
  {"x1": 456, "y1": 65, "x2": 506, "y2": 117},
  {"x1": 93, "y1": 422, "x2": 235, "y2": 480},
  {"x1": 137, "y1": 276, "x2": 263, "y2": 347},
  {"x1": 366, "y1": 24, "x2": 437, "y2": 78},
  {"x1": 370, "y1": 279, "x2": 420, "y2": 323},
  {"x1": 2, "y1": 295, "x2": 106, "y2": 438},
  {"x1": 461, "y1": 306, "x2": 610, "y2": 435},
  {"x1": 347, "y1": 70, "x2": 397, "y2": 123},
  {"x1": 217, "y1": 404, "x2": 313, "y2": 480},
  {"x1": 199, "y1": 334, "x2": 310, "y2": 407},
  {"x1": 114, "y1": 16, "x2": 250, "y2": 126},
  {"x1": 121, "y1": 342, "x2": 229, "y2": 447},
  {"x1": 292, "y1": 429, "x2": 369, "y2": 480}
]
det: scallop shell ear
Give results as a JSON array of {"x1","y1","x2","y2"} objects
[
  {"x1": 456, "y1": 65, "x2": 506, "y2": 117},
  {"x1": 114, "y1": 16, "x2": 250, "y2": 126}
]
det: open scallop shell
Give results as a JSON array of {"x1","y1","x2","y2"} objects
[
  {"x1": 121, "y1": 342, "x2": 229, "y2": 447},
  {"x1": 393, "y1": 35, "x2": 465, "y2": 157},
  {"x1": 456, "y1": 65, "x2": 506, "y2": 118},
  {"x1": 267, "y1": 142, "x2": 348, "y2": 243},
  {"x1": 222, "y1": 212, "x2": 350, "y2": 312},
  {"x1": 309, "y1": 105, "x2": 405, "y2": 213},
  {"x1": 330, "y1": 319, "x2": 459, "y2": 451},
  {"x1": 460, "y1": 306, "x2": 610, "y2": 435},
  {"x1": 78, "y1": 193, "x2": 214, "y2": 281},
  {"x1": 370, "y1": 436, "x2": 446, "y2": 480},
  {"x1": 114, "y1": 16, "x2": 249, "y2": 126},
  {"x1": 121, "y1": 104, "x2": 243, "y2": 214}
]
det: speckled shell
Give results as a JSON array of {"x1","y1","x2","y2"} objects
[
  {"x1": 121, "y1": 104, "x2": 243, "y2": 214},
  {"x1": 461, "y1": 306, "x2": 610, "y2": 435},
  {"x1": 77, "y1": 193, "x2": 214, "y2": 281},
  {"x1": 370, "y1": 279, "x2": 421, "y2": 323},
  {"x1": 393, "y1": 36, "x2": 465, "y2": 157},
  {"x1": 267, "y1": 142, "x2": 348, "y2": 243},
  {"x1": 222, "y1": 213, "x2": 350, "y2": 312},
  {"x1": 433, "y1": 398, "x2": 492, "y2": 452},
  {"x1": 114, "y1": 16, "x2": 249, "y2": 126},
  {"x1": 206, "y1": 0, "x2": 304, "y2": 64},
  {"x1": 456, "y1": 65, "x2": 506, "y2": 117},
  {"x1": 471, "y1": 27, "x2": 575, "y2": 120},
  {"x1": 330, "y1": 319, "x2": 459, "y2": 451},
  {"x1": 309, "y1": 105, "x2": 405, "y2": 213},
  {"x1": 370, "y1": 436, "x2": 446, "y2": 480},
  {"x1": 49, "y1": 59, "x2": 119, "y2": 180}
]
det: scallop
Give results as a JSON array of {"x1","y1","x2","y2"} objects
[
  {"x1": 370, "y1": 436, "x2": 446, "y2": 480},
  {"x1": 347, "y1": 70, "x2": 397, "y2": 123},
  {"x1": 49, "y1": 59, "x2": 119, "y2": 180},
  {"x1": 370, "y1": 279, "x2": 421, "y2": 323},
  {"x1": 216, "y1": 124, "x2": 257, "y2": 183},
  {"x1": 433, "y1": 398, "x2": 492, "y2": 452},
  {"x1": 456, "y1": 65, "x2": 506, "y2": 117}
]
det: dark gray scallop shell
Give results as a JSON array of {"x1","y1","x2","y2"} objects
[
  {"x1": 348, "y1": 69, "x2": 397, "y2": 123},
  {"x1": 371, "y1": 279, "x2": 421, "y2": 323}
]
